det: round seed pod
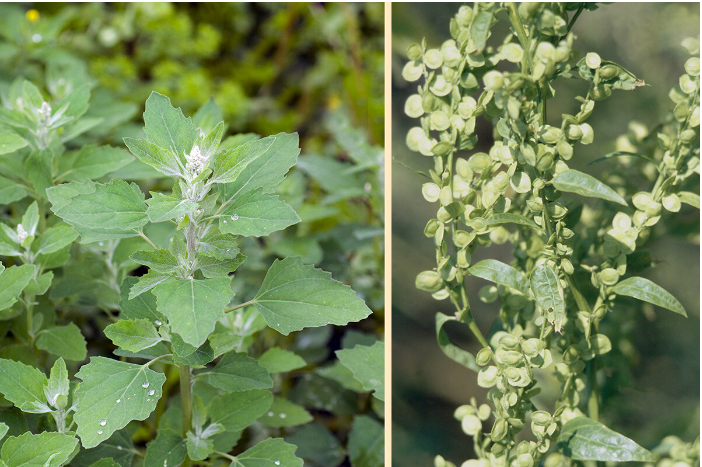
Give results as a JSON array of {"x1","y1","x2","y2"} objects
[
  {"x1": 566, "y1": 124, "x2": 583, "y2": 140},
  {"x1": 632, "y1": 192, "x2": 653, "y2": 211},
  {"x1": 685, "y1": 57, "x2": 700, "y2": 76},
  {"x1": 663, "y1": 194, "x2": 681, "y2": 212},
  {"x1": 483, "y1": 70, "x2": 504, "y2": 92},
  {"x1": 476, "y1": 347, "x2": 493, "y2": 366},
  {"x1": 612, "y1": 212, "x2": 632, "y2": 231},
  {"x1": 424, "y1": 49, "x2": 443, "y2": 69},
  {"x1": 680, "y1": 74, "x2": 697, "y2": 94},
  {"x1": 535, "y1": 152, "x2": 554, "y2": 172},
  {"x1": 599, "y1": 64, "x2": 620, "y2": 79},
  {"x1": 521, "y1": 338, "x2": 542, "y2": 358},
  {"x1": 579, "y1": 123, "x2": 594, "y2": 144},
  {"x1": 502, "y1": 42, "x2": 524, "y2": 63},
  {"x1": 531, "y1": 410, "x2": 552, "y2": 426},
  {"x1": 406, "y1": 44, "x2": 423, "y2": 62},
  {"x1": 456, "y1": 5, "x2": 473, "y2": 27},
  {"x1": 424, "y1": 219, "x2": 440, "y2": 237},
  {"x1": 491, "y1": 418, "x2": 508, "y2": 442},
  {"x1": 645, "y1": 201, "x2": 662, "y2": 217},
  {"x1": 405, "y1": 94, "x2": 424, "y2": 118},
  {"x1": 511, "y1": 171, "x2": 532, "y2": 193},
  {"x1": 430, "y1": 111, "x2": 450, "y2": 131},
  {"x1": 422, "y1": 183, "x2": 441, "y2": 203},
  {"x1": 477, "y1": 366, "x2": 498, "y2": 388},
  {"x1": 538, "y1": 125, "x2": 562, "y2": 144},
  {"x1": 461, "y1": 415, "x2": 483, "y2": 436},
  {"x1": 416, "y1": 270, "x2": 443, "y2": 292},
  {"x1": 418, "y1": 136, "x2": 438, "y2": 156},
  {"x1": 468, "y1": 152, "x2": 492, "y2": 173},
  {"x1": 429, "y1": 75, "x2": 453, "y2": 96},
  {"x1": 599, "y1": 268, "x2": 620, "y2": 286},
  {"x1": 498, "y1": 333, "x2": 520, "y2": 350},
  {"x1": 585, "y1": 52, "x2": 601, "y2": 69},
  {"x1": 561, "y1": 258, "x2": 574, "y2": 275},
  {"x1": 402, "y1": 61, "x2": 423, "y2": 81},
  {"x1": 457, "y1": 248, "x2": 471, "y2": 268},
  {"x1": 406, "y1": 127, "x2": 426, "y2": 152},
  {"x1": 590, "y1": 85, "x2": 611, "y2": 101},
  {"x1": 603, "y1": 237, "x2": 621, "y2": 258}
]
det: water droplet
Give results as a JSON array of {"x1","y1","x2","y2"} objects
[
  {"x1": 280, "y1": 413, "x2": 287, "y2": 419},
  {"x1": 98, "y1": 242, "x2": 104, "y2": 247},
  {"x1": 142, "y1": 382, "x2": 149, "y2": 388},
  {"x1": 148, "y1": 390, "x2": 155, "y2": 396},
  {"x1": 275, "y1": 462, "x2": 280, "y2": 466},
  {"x1": 163, "y1": 460, "x2": 167, "y2": 467},
  {"x1": 98, "y1": 430, "x2": 103, "y2": 435},
  {"x1": 231, "y1": 214, "x2": 239, "y2": 220},
  {"x1": 116, "y1": 399, "x2": 121, "y2": 403},
  {"x1": 155, "y1": 320, "x2": 162, "y2": 326},
  {"x1": 267, "y1": 411, "x2": 274, "y2": 417},
  {"x1": 117, "y1": 446, "x2": 123, "y2": 450},
  {"x1": 32, "y1": 33, "x2": 42, "y2": 43},
  {"x1": 223, "y1": 220, "x2": 228, "y2": 223},
  {"x1": 100, "y1": 419, "x2": 106, "y2": 426}
]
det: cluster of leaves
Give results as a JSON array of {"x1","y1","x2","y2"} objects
[
  {"x1": 0, "y1": 4, "x2": 384, "y2": 467},
  {"x1": 403, "y1": 3, "x2": 698, "y2": 467}
]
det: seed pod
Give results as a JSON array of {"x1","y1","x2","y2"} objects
[
  {"x1": 585, "y1": 52, "x2": 601, "y2": 69},
  {"x1": 685, "y1": 57, "x2": 701, "y2": 76},
  {"x1": 483, "y1": 70, "x2": 504, "y2": 92},
  {"x1": 430, "y1": 111, "x2": 450, "y2": 131},
  {"x1": 491, "y1": 418, "x2": 508, "y2": 442},
  {"x1": 632, "y1": 191, "x2": 653, "y2": 211},
  {"x1": 538, "y1": 125, "x2": 562, "y2": 144},
  {"x1": 476, "y1": 347, "x2": 493, "y2": 366},
  {"x1": 424, "y1": 49, "x2": 443, "y2": 69},
  {"x1": 645, "y1": 201, "x2": 662, "y2": 217},
  {"x1": 563, "y1": 345, "x2": 580, "y2": 364},
  {"x1": 422, "y1": 183, "x2": 441, "y2": 202},
  {"x1": 405, "y1": 95, "x2": 424, "y2": 118},
  {"x1": 663, "y1": 194, "x2": 681, "y2": 212},
  {"x1": 531, "y1": 410, "x2": 552, "y2": 426},
  {"x1": 498, "y1": 334, "x2": 520, "y2": 350},
  {"x1": 502, "y1": 42, "x2": 524, "y2": 63},
  {"x1": 521, "y1": 339, "x2": 542, "y2": 358},
  {"x1": 461, "y1": 415, "x2": 483, "y2": 436},
  {"x1": 590, "y1": 85, "x2": 612, "y2": 101},
  {"x1": 432, "y1": 141, "x2": 453, "y2": 157},
  {"x1": 599, "y1": 64, "x2": 620, "y2": 79},
  {"x1": 561, "y1": 258, "x2": 574, "y2": 275},
  {"x1": 536, "y1": 152, "x2": 554, "y2": 171},
  {"x1": 402, "y1": 61, "x2": 423, "y2": 82},
  {"x1": 416, "y1": 270, "x2": 443, "y2": 292},
  {"x1": 457, "y1": 248, "x2": 471, "y2": 268},
  {"x1": 680, "y1": 74, "x2": 697, "y2": 94},
  {"x1": 566, "y1": 124, "x2": 583, "y2": 140},
  {"x1": 579, "y1": 123, "x2": 594, "y2": 144},
  {"x1": 599, "y1": 268, "x2": 620, "y2": 286},
  {"x1": 429, "y1": 75, "x2": 452, "y2": 96},
  {"x1": 407, "y1": 43, "x2": 423, "y2": 61},
  {"x1": 546, "y1": 202, "x2": 568, "y2": 220},
  {"x1": 456, "y1": 5, "x2": 473, "y2": 27},
  {"x1": 468, "y1": 152, "x2": 492, "y2": 173},
  {"x1": 477, "y1": 366, "x2": 498, "y2": 388}
]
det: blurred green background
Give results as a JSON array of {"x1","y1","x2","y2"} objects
[{"x1": 392, "y1": 3, "x2": 699, "y2": 466}]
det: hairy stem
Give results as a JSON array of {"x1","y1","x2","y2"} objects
[{"x1": 180, "y1": 364, "x2": 193, "y2": 466}]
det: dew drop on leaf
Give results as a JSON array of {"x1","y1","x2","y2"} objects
[
  {"x1": 148, "y1": 390, "x2": 155, "y2": 396},
  {"x1": 231, "y1": 214, "x2": 239, "y2": 220},
  {"x1": 142, "y1": 382, "x2": 149, "y2": 388},
  {"x1": 100, "y1": 419, "x2": 106, "y2": 426},
  {"x1": 155, "y1": 320, "x2": 162, "y2": 326},
  {"x1": 98, "y1": 430, "x2": 103, "y2": 435},
  {"x1": 267, "y1": 411, "x2": 274, "y2": 416},
  {"x1": 280, "y1": 413, "x2": 287, "y2": 419},
  {"x1": 116, "y1": 399, "x2": 121, "y2": 403},
  {"x1": 275, "y1": 462, "x2": 280, "y2": 466}
]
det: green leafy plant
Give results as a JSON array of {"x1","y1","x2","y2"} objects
[
  {"x1": 402, "y1": 3, "x2": 699, "y2": 466},
  {"x1": 0, "y1": 88, "x2": 383, "y2": 466}
]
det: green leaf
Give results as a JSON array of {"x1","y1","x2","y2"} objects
[
  {"x1": 0, "y1": 131, "x2": 27, "y2": 155},
  {"x1": 468, "y1": 259, "x2": 530, "y2": 295},
  {"x1": 197, "y1": 233, "x2": 241, "y2": 260},
  {"x1": 284, "y1": 424, "x2": 345, "y2": 467},
  {"x1": 46, "y1": 180, "x2": 96, "y2": 212},
  {"x1": 0, "y1": 265, "x2": 36, "y2": 311},
  {"x1": 530, "y1": 263, "x2": 565, "y2": 331},
  {"x1": 36, "y1": 224, "x2": 78, "y2": 255},
  {"x1": 0, "y1": 358, "x2": 50, "y2": 413},
  {"x1": 483, "y1": 213, "x2": 540, "y2": 231},
  {"x1": 53, "y1": 179, "x2": 149, "y2": 243},
  {"x1": 172, "y1": 340, "x2": 214, "y2": 367},
  {"x1": 558, "y1": 417, "x2": 656, "y2": 462},
  {"x1": 218, "y1": 189, "x2": 299, "y2": 237},
  {"x1": 297, "y1": 155, "x2": 367, "y2": 202},
  {"x1": 186, "y1": 430, "x2": 215, "y2": 461},
  {"x1": 435, "y1": 311, "x2": 480, "y2": 372},
  {"x1": 252, "y1": 257, "x2": 372, "y2": 335},
  {"x1": 58, "y1": 83, "x2": 90, "y2": 119},
  {"x1": 0, "y1": 176, "x2": 27, "y2": 205},
  {"x1": 612, "y1": 277, "x2": 686, "y2": 317},
  {"x1": 205, "y1": 352, "x2": 273, "y2": 392},
  {"x1": 210, "y1": 136, "x2": 274, "y2": 184},
  {"x1": 552, "y1": 169, "x2": 627, "y2": 206},
  {"x1": 74, "y1": 357, "x2": 166, "y2": 448},
  {"x1": 586, "y1": 151, "x2": 655, "y2": 167},
  {"x1": 35, "y1": 323, "x2": 87, "y2": 361},
  {"x1": 471, "y1": 11, "x2": 493, "y2": 52},
  {"x1": 258, "y1": 348, "x2": 307, "y2": 373},
  {"x1": 143, "y1": 429, "x2": 186, "y2": 467},
  {"x1": 130, "y1": 249, "x2": 180, "y2": 275},
  {"x1": 71, "y1": 429, "x2": 135, "y2": 467},
  {"x1": 143, "y1": 92, "x2": 198, "y2": 158},
  {"x1": 119, "y1": 276, "x2": 164, "y2": 323},
  {"x1": 145, "y1": 193, "x2": 197, "y2": 223},
  {"x1": 128, "y1": 271, "x2": 171, "y2": 300},
  {"x1": 123, "y1": 138, "x2": 183, "y2": 178},
  {"x1": 197, "y1": 255, "x2": 246, "y2": 279},
  {"x1": 23, "y1": 271, "x2": 52, "y2": 295},
  {"x1": 336, "y1": 341, "x2": 384, "y2": 400},
  {"x1": 57, "y1": 145, "x2": 133, "y2": 182},
  {"x1": 259, "y1": 397, "x2": 312, "y2": 428},
  {"x1": 209, "y1": 389, "x2": 273, "y2": 432},
  {"x1": 678, "y1": 191, "x2": 700, "y2": 209},
  {"x1": 0, "y1": 432, "x2": 79, "y2": 467},
  {"x1": 229, "y1": 438, "x2": 303, "y2": 467},
  {"x1": 316, "y1": 361, "x2": 365, "y2": 392},
  {"x1": 104, "y1": 319, "x2": 163, "y2": 352},
  {"x1": 153, "y1": 277, "x2": 232, "y2": 347},
  {"x1": 0, "y1": 423, "x2": 7, "y2": 441},
  {"x1": 348, "y1": 415, "x2": 384, "y2": 467},
  {"x1": 220, "y1": 133, "x2": 300, "y2": 200}
]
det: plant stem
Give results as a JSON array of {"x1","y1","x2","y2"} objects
[
  {"x1": 459, "y1": 286, "x2": 490, "y2": 348},
  {"x1": 586, "y1": 360, "x2": 599, "y2": 421},
  {"x1": 137, "y1": 230, "x2": 158, "y2": 249},
  {"x1": 224, "y1": 300, "x2": 254, "y2": 313},
  {"x1": 179, "y1": 364, "x2": 193, "y2": 466},
  {"x1": 507, "y1": 2, "x2": 533, "y2": 74}
]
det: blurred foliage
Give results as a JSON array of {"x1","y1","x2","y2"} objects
[
  {"x1": 392, "y1": 3, "x2": 699, "y2": 467},
  {"x1": 0, "y1": 3, "x2": 384, "y2": 465}
]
